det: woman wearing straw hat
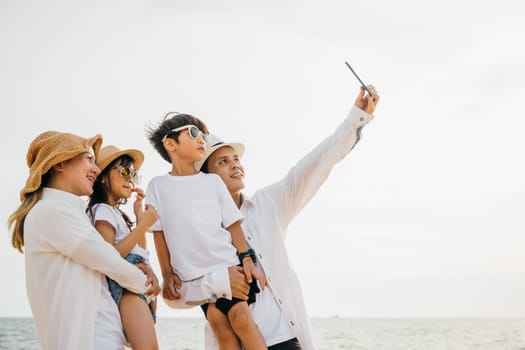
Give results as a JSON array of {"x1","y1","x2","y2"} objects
[
  {"x1": 8, "y1": 131, "x2": 155, "y2": 350},
  {"x1": 161, "y1": 85, "x2": 380, "y2": 349},
  {"x1": 87, "y1": 145, "x2": 160, "y2": 349}
]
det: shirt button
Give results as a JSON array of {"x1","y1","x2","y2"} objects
[
  {"x1": 290, "y1": 321, "x2": 295, "y2": 326},
  {"x1": 258, "y1": 254, "x2": 263, "y2": 260},
  {"x1": 247, "y1": 236, "x2": 251, "y2": 240},
  {"x1": 222, "y1": 293, "x2": 227, "y2": 297},
  {"x1": 278, "y1": 299, "x2": 282, "y2": 304},
  {"x1": 268, "y1": 277, "x2": 271, "y2": 283},
  {"x1": 360, "y1": 117, "x2": 364, "y2": 121}
]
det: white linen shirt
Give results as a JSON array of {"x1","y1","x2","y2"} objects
[
  {"x1": 24, "y1": 188, "x2": 148, "y2": 350},
  {"x1": 165, "y1": 105, "x2": 374, "y2": 349}
]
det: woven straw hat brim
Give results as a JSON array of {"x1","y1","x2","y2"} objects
[
  {"x1": 96, "y1": 145, "x2": 144, "y2": 173},
  {"x1": 194, "y1": 134, "x2": 244, "y2": 172},
  {"x1": 20, "y1": 131, "x2": 103, "y2": 200}
]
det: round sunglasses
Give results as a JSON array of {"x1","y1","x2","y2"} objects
[
  {"x1": 113, "y1": 165, "x2": 140, "y2": 183},
  {"x1": 161, "y1": 124, "x2": 209, "y2": 143}
]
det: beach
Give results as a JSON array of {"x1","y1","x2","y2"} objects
[{"x1": 2, "y1": 317, "x2": 525, "y2": 349}]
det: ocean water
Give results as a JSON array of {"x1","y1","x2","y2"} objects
[{"x1": 1, "y1": 317, "x2": 525, "y2": 349}]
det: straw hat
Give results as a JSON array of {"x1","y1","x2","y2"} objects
[
  {"x1": 20, "y1": 131, "x2": 103, "y2": 200},
  {"x1": 194, "y1": 134, "x2": 245, "y2": 172},
  {"x1": 96, "y1": 145, "x2": 144, "y2": 173}
]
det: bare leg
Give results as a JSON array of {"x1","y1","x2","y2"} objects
[
  {"x1": 120, "y1": 291, "x2": 159, "y2": 350},
  {"x1": 228, "y1": 302, "x2": 267, "y2": 350},
  {"x1": 206, "y1": 303, "x2": 242, "y2": 350}
]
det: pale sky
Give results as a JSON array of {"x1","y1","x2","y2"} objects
[{"x1": 1, "y1": 0, "x2": 524, "y2": 319}]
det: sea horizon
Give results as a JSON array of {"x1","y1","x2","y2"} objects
[{"x1": 2, "y1": 317, "x2": 525, "y2": 349}]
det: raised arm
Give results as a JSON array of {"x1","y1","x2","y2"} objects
[
  {"x1": 132, "y1": 187, "x2": 156, "y2": 250},
  {"x1": 356, "y1": 85, "x2": 380, "y2": 115},
  {"x1": 265, "y1": 86, "x2": 380, "y2": 231}
]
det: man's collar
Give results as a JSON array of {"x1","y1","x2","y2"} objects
[{"x1": 240, "y1": 192, "x2": 253, "y2": 208}]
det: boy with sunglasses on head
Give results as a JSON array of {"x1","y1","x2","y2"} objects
[
  {"x1": 146, "y1": 112, "x2": 269, "y2": 350},
  {"x1": 87, "y1": 145, "x2": 161, "y2": 349}
]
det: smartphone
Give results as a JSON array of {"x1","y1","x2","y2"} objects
[{"x1": 345, "y1": 61, "x2": 372, "y2": 97}]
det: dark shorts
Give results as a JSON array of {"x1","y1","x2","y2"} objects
[
  {"x1": 269, "y1": 338, "x2": 302, "y2": 350},
  {"x1": 107, "y1": 253, "x2": 156, "y2": 321},
  {"x1": 201, "y1": 277, "x2": 260, "y2": 317}
]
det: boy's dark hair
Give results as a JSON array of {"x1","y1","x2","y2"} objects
[{"x1": 146, "y1": 112, "x2": 209, "y2": 163}]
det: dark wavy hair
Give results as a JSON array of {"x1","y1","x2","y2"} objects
[
  {"x1": 146, "y1": 112, "x2": 209, "y2": 163},
  {"x1": 87, "y1": 155, "x2": 135, "y2": 231}
]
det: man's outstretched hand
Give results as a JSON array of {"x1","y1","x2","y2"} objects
[{"x1": 355, "y1": 85, "x2": 380, "y2": 114}]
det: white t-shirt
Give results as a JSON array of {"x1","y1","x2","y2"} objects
[
  {"x1": 89, "y1": 203, "x2": 149, "y2": 262},
  {"x1": 146, "y1": 172, "x2": 243, "y2": 281}
]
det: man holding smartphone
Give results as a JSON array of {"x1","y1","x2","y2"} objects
[{"x1": 158, "y1": 84, "x2": 379, "y2": 349}]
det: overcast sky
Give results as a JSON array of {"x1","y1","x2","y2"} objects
[{"x1": 1, "y1": 0, "x2": 524, "y2": 319}]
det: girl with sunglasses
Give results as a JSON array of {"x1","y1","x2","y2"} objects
[
  {"x1": 9, "y1": 132, "x2": 153, "y2": 350},
  {"x1": 87, "y1": 145, "x2": 161, "y2": 349}
]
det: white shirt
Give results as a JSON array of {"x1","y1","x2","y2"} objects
[
  {"x1": 89, "y1": 203, "x2": 150, "y2": 263},
  {"x1": 24, "y1": 188, "x2": 148, "y2": 350},
  {"x1": 94, "y1": 278, "x2": 128, "y2": 349},
  {"x1": 249, "y1": 262, "x2": 296, "y2": 345},
  {"x1": 146, "y1": 172, "x2": 243, "y2": 281},
  {"x1": 165, "y1": 105, "x2": 373, "y2": 349}
]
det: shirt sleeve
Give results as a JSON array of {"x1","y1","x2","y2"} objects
[
  {"x1": 263, "y1": 105, "x2": 374, "y2": 232},
  {"x1": 215, "y1": 175, "x2": 244, "y2": 228},
  {"x1": 145, "y1": 179, "x2": 163, "y2": 232},
  {"x1": 163, "y1": 268, "x2": 231, "y2": 309},
  {"x1": 71, "y1": 237, "x2": 148, "y2": 294},
  {"x1": 40, "y1": 204, "x2": 148, "y2": 294},
  {"x1": 91, "y1": 204, "x2": 118, "y2": 229}
]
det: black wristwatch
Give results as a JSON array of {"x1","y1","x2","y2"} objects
[{"x1": 238, "y1": 248, "x2": 257, "y2": 263}]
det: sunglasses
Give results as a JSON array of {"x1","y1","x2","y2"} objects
[
  {"x1": 113, "y1": 165, "x2": 140, "y2": 183},
  {"x1": 162, "y1": 124, "x2": 209, "y2": 143}
]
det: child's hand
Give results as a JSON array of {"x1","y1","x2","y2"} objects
[
  {"x1": 133, "y1": 187, "x2": 158, "y2": 228},
  {"x1": 132, "y1": 187, "x2": 146, "y2": 218},
  {"x1": 138, "y1": 204, "x2": 158, "y2": 228},
  {"x1": 162, "y1": 272, "x2": 182, "y2": 301},
  {"x1": 136, "y1": 262, "x2": 161, "y2": 296},
  {"x1": 241, "y1": 258, "x2": 268, "y2": 290}
]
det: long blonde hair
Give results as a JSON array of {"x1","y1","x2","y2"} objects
[
  {"x1": 8, "y1": 170, "x2": 51, "y2": 253},
  {"x1": 8, "y1": 190, "x2": 43, "y2": 253}
]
